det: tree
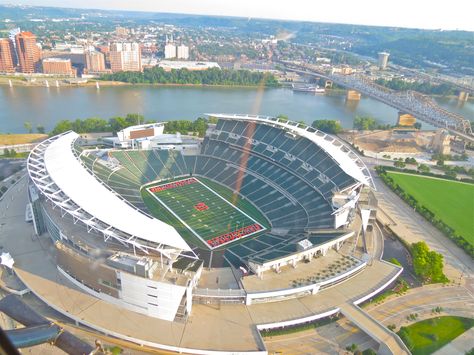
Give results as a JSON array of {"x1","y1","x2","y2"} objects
[
  {"x1": 109, "y1": 116, "x2": 128, "y2": 132},
  {"x1": 417, "y1": 164, "x2": 430, "y2": 173},
  {"x1": 100, "y1": 67, "x2": 280, "y2": 87},
  {"x1": 125, "y1": 113, "x2": 145, "y2": 126},
  {"x1": 2, "y1": 148, "x2": 17, "y2": 158},
  {"x1": 394, "y1": 160, "x2": 406, "y2": 168},
  {"x1": 411, "y1": 241, "x2": 448, "y2": 283},
  {"x1": 389, "y1": 258, "x2": 402, "y2": 266},
  {"x1": 51, "y1": 120, "x2": 73, "y2": 136},
  {"x1": 312, "y1": 119, "x2": 343, "y2": 134},
  {"x1": 276, "y1": 114, "x2": 289, "y2": 123},
  {"x1": 207, "y1": 116, "x2": 219, "y2": 124},
  {"x1": 36, "y1": 125, "x2": 45, "y2": 134},
  {"x1": 354, "y1": 116, "x2": 377, "y2": 131},
  {"x1": 24, "y1": 121, "x2": 33, "y2": 133},
  {"x1": 414, "y1": 122, "x2": 422, "y2": 129},
  {"x1": 445, "y1": 170, "x2": 457, "y2": 178}
]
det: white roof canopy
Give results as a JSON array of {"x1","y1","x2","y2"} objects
[{"x1": 43, "y1": 132, "x2": 191, "y2": 251}]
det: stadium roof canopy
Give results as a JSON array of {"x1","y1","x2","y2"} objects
[
  {"x1": 29, "y1": 131, "x2": 191, "y2": 252},
  {"x1": 207, "y1": 114, "x2": 375, "y2": 189}
]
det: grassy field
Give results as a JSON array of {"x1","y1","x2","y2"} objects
[
  {"x1": 387, "y1": 172, "x2": 474, "y2": 245},
  {"x1": 142, "y1": 176, "x2": 268, "y2": 249},
  {"x1": 398, "y1": 316, "x2": 474, "y2": 355},
  {"x1": 0, "y1": 134, "x2": 48, "y2": 145}
]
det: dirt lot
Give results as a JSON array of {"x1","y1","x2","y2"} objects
[{"x1": 341, "y1": 130, "x2": 434, "y2": 154}]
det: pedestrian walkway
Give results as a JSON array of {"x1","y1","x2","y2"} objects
[
  {"x1": 433, "y1": 327, "x2": 474, "y2": 355},
  {"x1": 340, "y1": 303, "x2": 410, "y2": 355}
]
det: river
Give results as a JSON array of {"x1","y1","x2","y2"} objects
[{"x1": 0, "y1": 85, "x2": 472, "y2": 133}]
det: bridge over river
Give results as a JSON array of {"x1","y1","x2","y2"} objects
[{"x1": 281, "y1": 61, "x2": 474, "y2": 143}]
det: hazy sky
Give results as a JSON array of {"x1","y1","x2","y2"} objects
[{"x1": 5, "y1": 0, "x2": 474, "y2": 31}]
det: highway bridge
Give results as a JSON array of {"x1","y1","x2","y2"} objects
[{"x1": 281, "y1": 61, "x2": 474, "y2": 143}]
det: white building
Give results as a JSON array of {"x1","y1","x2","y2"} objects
[
  {"x1": 27, "y1": 131, "x2": 199, "y2": 322},
  {"x1": 158, "y1": 60, "x2": 220, "y2": 71},
  {"x1": 177, "y1": 44, "x2": 189, "y2": 60},
  {"x1": 378, "y1": 52, "x2": 390, "y2": 70},
  {"x1": 117, "y1": 122, "x2": 164, "y2": 141},
  {"x1": 103, "y1": 122, "x2": 166, "y2": 148},
  {"x1": 164, "y1": 43, "x2": 176, "y2": 59}
]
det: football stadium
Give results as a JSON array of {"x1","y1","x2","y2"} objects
[{"x1": 17, "y1": 114, "x2": 404, "y2": 353}]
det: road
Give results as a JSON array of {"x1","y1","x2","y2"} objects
[
  {"x1": 266, "y1": 284, "x2": 474, "y2": 355},
  {"x1": 367, "y1": 285, "x2": 474, "y2": 328},
  {"x1": 0, "y1": 159, "x2": 24, "y2": 181}
]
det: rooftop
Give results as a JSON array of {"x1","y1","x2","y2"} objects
[
  {"x1": 43, "y1": 58, "x2": 71, "y2": 63},
  {"x1": 28, "y1": 131, "x2": 191, "y2": 252}
]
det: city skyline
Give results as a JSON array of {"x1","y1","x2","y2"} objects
[{"x1": 3, "y1": 0, "x2": 474, "y2": 31}]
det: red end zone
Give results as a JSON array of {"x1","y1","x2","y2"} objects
[
  {"x1": 149, "y1": 177, "x2": 197, "y2": 193},
  {"x1": 206, "y1": 223, "x2": 262, "y2": 248}
]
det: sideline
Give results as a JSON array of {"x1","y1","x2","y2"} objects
[{"x1": 386, "y1": 170, "x2": 474, "y2": 186}]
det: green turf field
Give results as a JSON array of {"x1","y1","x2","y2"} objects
[
  {"x1": 387, "y1": 172, "x2": 474, "y2": 245},
  {"x1": 398, "y1": 316, "x2": 474, "y2": 355},
  {"x1": 145, "y1": 177, "x2": 266, "y2": 249}
]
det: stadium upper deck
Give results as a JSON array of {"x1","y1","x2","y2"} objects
[{"x1": 27, "y1": 131, "x2": 191, "y2": 254}]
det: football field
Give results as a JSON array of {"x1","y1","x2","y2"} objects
[
  {"x1": 146, "y1": 177, "x2": 266, "y2": 249},
  {"x1": 387, "y1": 171, "x2": 474, "y2": 245}
]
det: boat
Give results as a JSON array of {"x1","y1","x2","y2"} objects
[{"x1": 292, "y1": 84, "x2": 325, "y2": 94}]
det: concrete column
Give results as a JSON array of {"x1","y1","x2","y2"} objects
[
  {"x1": 397, "y1": 112, "x2": 416, "y2": 126},
  {"x1": 186, "y1": 284, "x2": 193, "y2": 316},
  {"x1": 458, "y1": 91, "x2": 470, "y2": 102},
  {"x1": 245, "y1": 295, "x2": 252, "y2": 306},
  {"x1": 346, "y1": 90, "x2": 361, "y2": 101}
]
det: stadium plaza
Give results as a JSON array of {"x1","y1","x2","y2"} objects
[{"x1": 1, "y1": 114, "x2": 406, "y2": 354}]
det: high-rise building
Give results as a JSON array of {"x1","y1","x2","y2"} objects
[
  {"x1": 42, "y1": 58, "x2": 75, "y2": 76},
  {"x1": 8, "y1": 28, "x2": 20, "y2": 66},
  {"x1": 15, "y1": 31, "x2": 42, "y2": 73},
  {"x1": 177, "y1": 44, "x2": 189, "y2": 60},
  {"x1": 109, "y1": 42, "x2": 141, "y2": 72},
  {"x1": 378, "y1": 52, "x2": 390, "y2": 70},
  {"x1": 164, "y1": 43, "x2": 176, "y2": 59},
  {"x1": 164, "y1": 35, "x2": 176, "y2": 59},
  {"x1": 85, "y1": 50, "x2": 106, "y2": 72},
  {"x1": 0, "y1": 38, "x2": 16, "y2": 73}
]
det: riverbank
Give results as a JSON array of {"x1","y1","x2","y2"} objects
[
  {"x1": 0, "y1": 134, "x2": 48, "y2": 145},
  {"x1": 0, "y1": 77, "x2": 283, "y2": 89},
  {"x1": 1, "y1": 77, "x2": 471, "y2": 102}
]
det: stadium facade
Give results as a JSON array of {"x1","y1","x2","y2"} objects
[{"x1": 27, "y1": 114, "x2": 375, "y2": 323}]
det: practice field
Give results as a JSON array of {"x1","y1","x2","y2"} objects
[
  {"x1": 387, "y1": 172, "x2": 474, "y2": 245},
  {"x1": 145, "y1": 177, "x2": 266, "y2": 249},
  {"x1": 397, "y1": 316, "x2": 474, "y2": 355}
]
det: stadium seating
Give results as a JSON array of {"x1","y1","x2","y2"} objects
[
  {"x1": 76, "y1": 118, "x2": 358, "y2": 268},
  {"x1": 225, "y1": 232, "x2": 347, "y2": 268}
]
